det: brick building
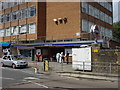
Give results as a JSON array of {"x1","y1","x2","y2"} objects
[{"x1": 0, "y1": 0, "x2": 114, "y2": 60}]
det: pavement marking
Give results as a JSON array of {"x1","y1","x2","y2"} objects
[
  {"x1": 0, "y1": 77, "x2": 15, "y2": 80},
  {"x1": 24, "y1": 77, "x2": 39, "y2": 80},
  {"x1": 28, "y1": 81, "x2": 48, "y2": 88}
]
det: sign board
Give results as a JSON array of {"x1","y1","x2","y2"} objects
[
  {"x1": 93, "y1": 49, "x2": 99, "y2": 53},
  {"x1": 72, "y1": 47, "x2": 91, "y2": 71}
]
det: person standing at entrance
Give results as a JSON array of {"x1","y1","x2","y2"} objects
[
  {"x1": 56, "y1": 52, "x2": 60, "y2": 63},
  {"x1": 59, "y1": 52, "x2": 64, "y2": 64},
  {"x1": 65, "y1": 51, "x2": 69, "y2": 64},
  {"x1": 36, "y1": 52, "x2": 41, "y2": 62}
]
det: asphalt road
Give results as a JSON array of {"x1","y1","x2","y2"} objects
[{"x1": 0, "y1": 66, "x2": 118, "y2": 89}]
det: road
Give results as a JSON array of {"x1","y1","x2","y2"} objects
[{"x1": 0, "y1": 66, "x2": 118, "y2": 89}]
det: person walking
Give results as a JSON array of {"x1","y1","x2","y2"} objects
[
  {"x1": 36, "y1": 52, "x2": 41, "y2": 62},
  {"x1": 56, "y1": 52, "x2": 60, "y2": 63},
  {"x1": 65, "y1": 51, "x2": 69, "y2": 64}
]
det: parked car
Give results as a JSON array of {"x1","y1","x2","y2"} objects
[{"x1": 0, "y1": 55, "x2": 28, "y2": 68}]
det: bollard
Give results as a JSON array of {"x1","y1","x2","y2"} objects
[
  {"x1": 44, "y1": 60, "x2": 49, "y2": 71},
  {"x1": 34, "y1": 67, "x2": 38, "y2": 74}
]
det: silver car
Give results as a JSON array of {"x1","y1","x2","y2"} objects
[{"x1": 0, "y1": 55, "x2": 28, "y2": 68}]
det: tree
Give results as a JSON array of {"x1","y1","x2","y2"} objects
[{"x1": 113, "y1": 21, "x2": 120, "y2": 39}]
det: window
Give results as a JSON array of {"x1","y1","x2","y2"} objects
[
  {"x1": 101, "y1": 12, "x2": 105, "y2": 21},
  {"x1": 11, "y1": 26, "x2": 19, "y2": 35},
  {"x1": 28, "y1": 23, "x2": 36, "y2": 34},
  {"x1": 19, "y1": 24, "x2": 27, "y2": 34},
  {"x1": 81, "y1": 2, "x2": 89, "y2": 14},
  {"x1": 105, "y1": 14, "x2": 108, "y2": 23},
  {"x1": 14, "y1": 2, "x2": 18, "y2": 6},
  {"x1": 89, "y1": 5, "x2": 94, "y2": 17},
  {"x1": 9, "y1": 2, "x2": 14, "y2": 7},
  {"x1": 94, "y1": 8, "x2": 99, "y2": 19},
  {"x1": 5, "y1": 27, "x2": 11, "y2": 36},
  {"x1": 21, "y1": 9, "x2": 27, "y2": 19},
  {"x1": 17, "y1": 10, "x2": 22, "y2": 19},
  {"x1": 28, "y1": 6, "x2": 36, "y2": 17},
  {"x1": 19, "y1": 0, "x2": 25, "y2": 4},
  {"x1": 82, "y1": 19, "x2": 89, "y2": 32},
  {"x1": 2, "y1": 2, "x2": 8, "y2": 9},
  {"x1": 0, "y1": 15, "x2": 3, "y2": 23},
  {"x1": 0, "y1": 29, "x2": 4, "y2": 37},
  {"x1": 109, "y1": 16, "x2": 112, "y2": 25},
  {"x1": 12, "y1": 11, "x2": 17, "y2": 20},
  {"x1": 3, "y1": 14, "x2": 7, "y2": 23},
  {"x1": 6, "y1": 14, "x2": 10, "y2": 22}
]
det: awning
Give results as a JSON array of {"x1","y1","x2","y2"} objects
[
  {"x1": 0, "y1": 41, "x2": 11, "y2": 47},
  {"x1": 13, "y1": 40, "x2": 103, "y2": 47}
]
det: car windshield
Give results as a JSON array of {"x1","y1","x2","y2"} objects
[{"x1": 11, "y1": 56, "x2": 21, "y2": 61}]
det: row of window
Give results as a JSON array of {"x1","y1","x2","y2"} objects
[
  {"x1": 81, "y1": 2, "x2": 112, "y2": 25},
  {"x1": 0, "y1": 0, "x2": 28, "y2": 10},
  {"x1": 0, "y1": 23, "x2": 36, "y2": 37},
  {"x1": 95, "y1": 1, "x2": 112, "y2": 12},
  {"x1": 82, "y1": 19, "x2": 112, "y2": 38},
  {"x1": 0, "y1": 6, "x2": 36, "y2": 23}
]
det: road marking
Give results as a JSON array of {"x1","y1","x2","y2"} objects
[
  {"x1": 0, "y1": 77, "x2": 15, "y2": 80},
  {"x1": 28, "y1": 81, "x2": 48, "y2": 88},
  {"x1": 24, "y1": 77, "x2": 39, "y2": 80}
]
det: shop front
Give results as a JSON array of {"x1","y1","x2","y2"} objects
[
  {"x1": 13, "y1": 40, "x2": 103, "y2": 62},
  {"x1": 0, "y1": 41, "x2": 11, "y2": 57}
]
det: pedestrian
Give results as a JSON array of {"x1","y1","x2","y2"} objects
[
  {"x1": 59, "y1": 52, "x2": 64, "y2": 64},
  {"x1": 56, "y1": 52, "x2": 60, "y2": 63},
  {"x1": 65, "y1": 51, "x2": 69, "y2": 64},
  {"x1": 36, "y1": 52, "x2": 41, "y2": 62}
]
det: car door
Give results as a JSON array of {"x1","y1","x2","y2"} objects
[
  {"x1": 2, "y1": 56, "x2": 12, "y2": 66},
  {"x1": 7, "y1": 56, "x2": 13, "y2": 66},
  {"x1": 2, "y1": 56, "x2": 9, "y2": 66}
]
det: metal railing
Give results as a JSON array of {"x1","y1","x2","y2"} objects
[{"x1": 29, "y1": 61, "x2": 120, "y2": 74}]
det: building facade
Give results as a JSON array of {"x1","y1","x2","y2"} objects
[{"x1": 0, "y1": 1, "x2": 113, "y2": 60}]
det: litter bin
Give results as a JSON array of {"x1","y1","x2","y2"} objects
[{"x1": 43, "y1": 58, "x2": 49, "y2": 71}]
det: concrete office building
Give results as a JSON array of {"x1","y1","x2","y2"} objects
[{"x1": 0, "y1": 1, "x2": 113, "y2": 60}]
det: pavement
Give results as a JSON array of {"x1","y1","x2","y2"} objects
[{"x1": 27, "y1": 61, "x2": 119, "y2": 82}]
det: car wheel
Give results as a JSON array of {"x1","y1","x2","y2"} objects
[
  {"x1": 1, "y1": 63, "x2": 5, "y2": 67},
  {"x1": 12, "y1": 64, "x2": 16, "y2": 69}
]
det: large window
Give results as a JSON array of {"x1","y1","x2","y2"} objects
[
  {"x1": 12, "y1": 11, "x2": 17, "y2": 20},
  {"x1": 21, "y1": 9, "x2": 28, "y2": 19},
  {"x1": 6, "y1": 14, "x2": 10, "y2": 22},
  {"x1": 19, "y1": 24, "x2": 27, "y2": 34},
  {"x1": 19, "y1": 49, "x2": 32, "y2": 58},
  {"x1": 2, "y1": 2, "x2": 8, "y2": 9},
  {"x1": 29, "y1": 6, "x2": 36, "y2": 17},
  {"x1": 0, "y1": 29, "x2": 4, "y2": 37},
  {"x1": 94, "y1": 8, "x2": 99, "y2": 19},
  {"x1": 5, "y1": 27, "x2": 11, "y2": 36},
  {"x1": 89, "y1": 5, "x2": 94, "y2": 17},
  {"x1": 81, "y1": 2, "x2": 89, "y2": 14},
  {"x1": 11, "y1": 26, "x2": 19, "y2": 35},
  {"x1": 28, "y1": 23, "x2": 36, "y2": 34},
  {"x1": 82, "y1": 19, "x2": 89, "y2": 32},
  {"x1": 0, "y1": 15, "x2": 3, "y2": 23}
]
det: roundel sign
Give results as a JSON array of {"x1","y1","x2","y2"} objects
[{"x1": 90, "y1": 25, "x2": 100, "y2": 38}]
